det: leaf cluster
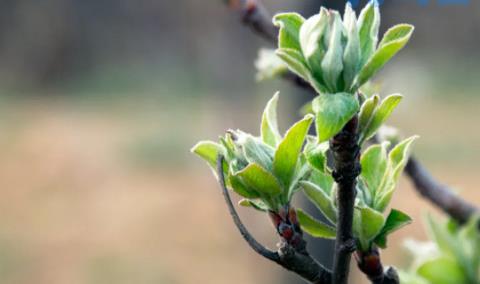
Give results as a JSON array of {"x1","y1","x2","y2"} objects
[
  {"x1": 400, "y1": 215, "x2": 480, "y2": 284},
  {"x1": 192, "y1": 1, "x2": 418, "y2": 255},
  {"x1": 272, "y1": 2, "x2": 414, "y2": 95}
]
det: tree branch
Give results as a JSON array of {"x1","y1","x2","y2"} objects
[
  {"x1": 405, "y1": 157, "x2": 478, "y2": 225},
  {"x1": 330, "y1": 116, "x2": 361, "y2": 284},
  {"x1": 216, "y1": 155, "x2": 332, "y2": 284},
  {"x1": 225, "y1": 0, "x2": 277, "y2": 43}
]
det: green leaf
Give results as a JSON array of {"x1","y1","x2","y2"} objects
[
  {"x1": 355, "y1": 206, "x2": 385, "y2": 249},
  {"x1": 363, "y1": 94, "x2": 403, "y2": 141},
  {"x1": 220, "y1": 135, "x2": 236, "y2": 161},
  {"x1": 297, "y1": 209, "x2": 336, "y2": 239},
  {"x1": 305, "y1": 142, "x2": 329, "y2": 173},
  {"x1": 458, "y1": 215, "x2": 480, "y2": 282},
  {"x1": 191, "y1": 141, "x2": 223, "y2": 168},
  {"x1": 238, "y1": 199, "x2": 269, "y2": 212},
  {"x1": 389, "y1": 135, "x2": 418, "y2": 181},
  {"x1": 309, "y1": 170, "x2": 334, "y2": 195},
  {"x1": 357, "y1": 1, "x2": 380, "y2": 65},
  {"x1": 261, "y1": 92, "x2": 282, "y2": 147},
  {"x1": 273, "y1": 115, "x2": 313, "y2": 189},
  {"x1": 273, "y1": 13, "x2": 305, "y2": 51},
  {"x1": 241, "y1": 135, "x2": 274, "y2": 171},
  {"x1": 358, "y1": 95, "x2": 379, "y2": 136},
  {"x1": 229, "y1": 173, "x2": 260, "y2": 199},
  {"x1": 313, "y1": 93, "x2": 360, "y2": 142},
  {"x1": 374, "y1": 209, "x2": 412, "y2": 248},
  {"x1": 301, "y1": 181, "x2": 337, "y2": 223},
  {"x1": 360, "y1": 143, "x2": 388, "y2": 201},
  {"x1": 276, "y1": 48, "x2": 310, "y2": 81},
  {"x1": 299, "y1": 9, "x2": 328, "y2": 78},
  {"x1": 299, "y1": 101, "x2": 313, "y2": 116},
  {"x1": 321, "y1": 12, "x2": 344, "y2": 92},
  {"x1": 425, "y1": 214, "x2": 457, "y2": 256},
  {"x1": 373, "y1": 186, "x2": 395, "y2": 213},
  {"x1": 373, "y1": 136, "x2": 418, "y2": 212},
  {"x1": 378, "y1": 24, "x2": 415, "y2": 49},
  {"x1": 355, "y1": 24, "x2": 414, "y2": 87},
  {"x1": 356, "y1": 178, "x2": 372, "y2": 208},
  {"x1": 343, "y1": 3, "x2": 361, "y2": 90},
  {"x1": 287, "y1": 154, "x2": 310, "y2": 200},
  {"x1": 416, "y1": 257, "x2": 467, "y2": 284},
  {"x1": 235, "y1": 163, "x2": 282, "y2": 196}
]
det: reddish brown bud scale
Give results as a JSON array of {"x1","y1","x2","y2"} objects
[
  {"x1": 355, "y1": 249, "x2": 384, "y2": 280},
  {"x1": 268, "y1": 211, "x2": 282, "y2": 228},
  {"x1": 280, "y1": 225, "x2": 294, "y2": 240},
  {"x1": 288, "y1": 207, "x2": 299, "y2": 225}
]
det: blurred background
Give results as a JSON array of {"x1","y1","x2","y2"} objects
[{"x1": 0, "y1": 0, "x2": 479, "y2": 283}]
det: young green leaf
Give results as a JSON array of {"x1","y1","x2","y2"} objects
[
  {"x1": 261, "y1": 92, "x2": 282, "y2": 147},
  {"x1": 374, "y1": 209, "x2": 412, "y2": 248},
  {"x1": 191, "y1": 141, "x2": 223, "y2": 168},
  {"x1": 305, "y1": 142, "x2": 329, "y2": 173},
  {"x1": 343, "y1": 3, "x2": 361, "y2": 90},
  {"x1": 235, "y1": 163, "x2": 282, "y2": 196},
  {"x1": 309, "y1": 170, "x2": 334, "y2": 195},
  {"x1": 273, "y1": 13, "x2": 305, "y2": 51},
  {"x1": 360, "y1": 143, "x2": 388, "y2": 201},
  {"x1": 299, "y1": 9, "x2": 328, "y2": 78},
  {"x1": 357, "y1": 1, "x2": 380, "y2": 65},
  {"x1": 313, "y1": 93, "x2": 360, "y2": 142},
  {"x1": 229, "y1": 173, "x2": 261, "y2": 199},
  {"x1": 273, "y1": 115, "x2": 313, "y2": 189},
  {"x1": 389, "y1": 135, "x2": 418, "y2": 181},
  {"x1": 354, "y1": 207, "x2": 385, "y2": 249},
  {"x1": 276, "y1": 48, "x2": 310, "y2": 81},
  {"x1": 378, "y1": 24, "x2": 415, "y2": 49},
  {"x1": 321, "y1": 12, "x2": 344, "y2": 92},
  {"x1": 416, "y1": 257, "x2": 467, "y2": 284},
  {"x1": 355, "y1": 24, "x2": 414, "y2": 87},
  {"x1": 241, "y1": 135, "x2": 274, "y2": 171},
  {"x1": 358, "y1": 95, "x2": 380, "y2": 143},
  {"x1": 425, "y1": 214, "x2": 458, "y2": 256},
  {"x1": 363, "y1": 94, "x2": 403, "y2": 141},
  {"x1": 238, "y1": 199, "x2": 269, "y2": 212},
  {"x1": 297, "y1": 209, "x2": 336, "y2": 239},
  {"x1": 299, "y1": 101, "x2": 313, "y2": 116},
  {"x1": 373, "y1": 136, "x2": 418, "y2": 212},
  {"x1": 373, "y1": 184, "x2": 395, "y2": 213},
  {"x1": 301, "y1": 181, "x2": 337, "y2": 223}
]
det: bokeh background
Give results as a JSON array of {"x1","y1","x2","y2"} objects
[{"x1": 0, "y1": 0, "x2": 479, "y2": 283}]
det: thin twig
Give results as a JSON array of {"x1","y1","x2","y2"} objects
[
  {"x1": 216, "y1": 155, "x2": 280, "y2": 262},
  {"x1": 330, "y1": 116, "x2": 361, "y2": 284},
  {"x1": 405, "y1": 157, "x2": 478, "y2": 225},
  {"x1": 216, "y1": 155, "x2": 332, "y2": 283}
]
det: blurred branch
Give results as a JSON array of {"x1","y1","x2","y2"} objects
[
  {"x1": 224, "y1": 0, "x2": 277, "y2": 43},
  {"x1": 405, "y1": 157, "x2": 479, "y2": 225},
  {"x1": 216, "y1": 156, "x2": 332, "y2": 284}
]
